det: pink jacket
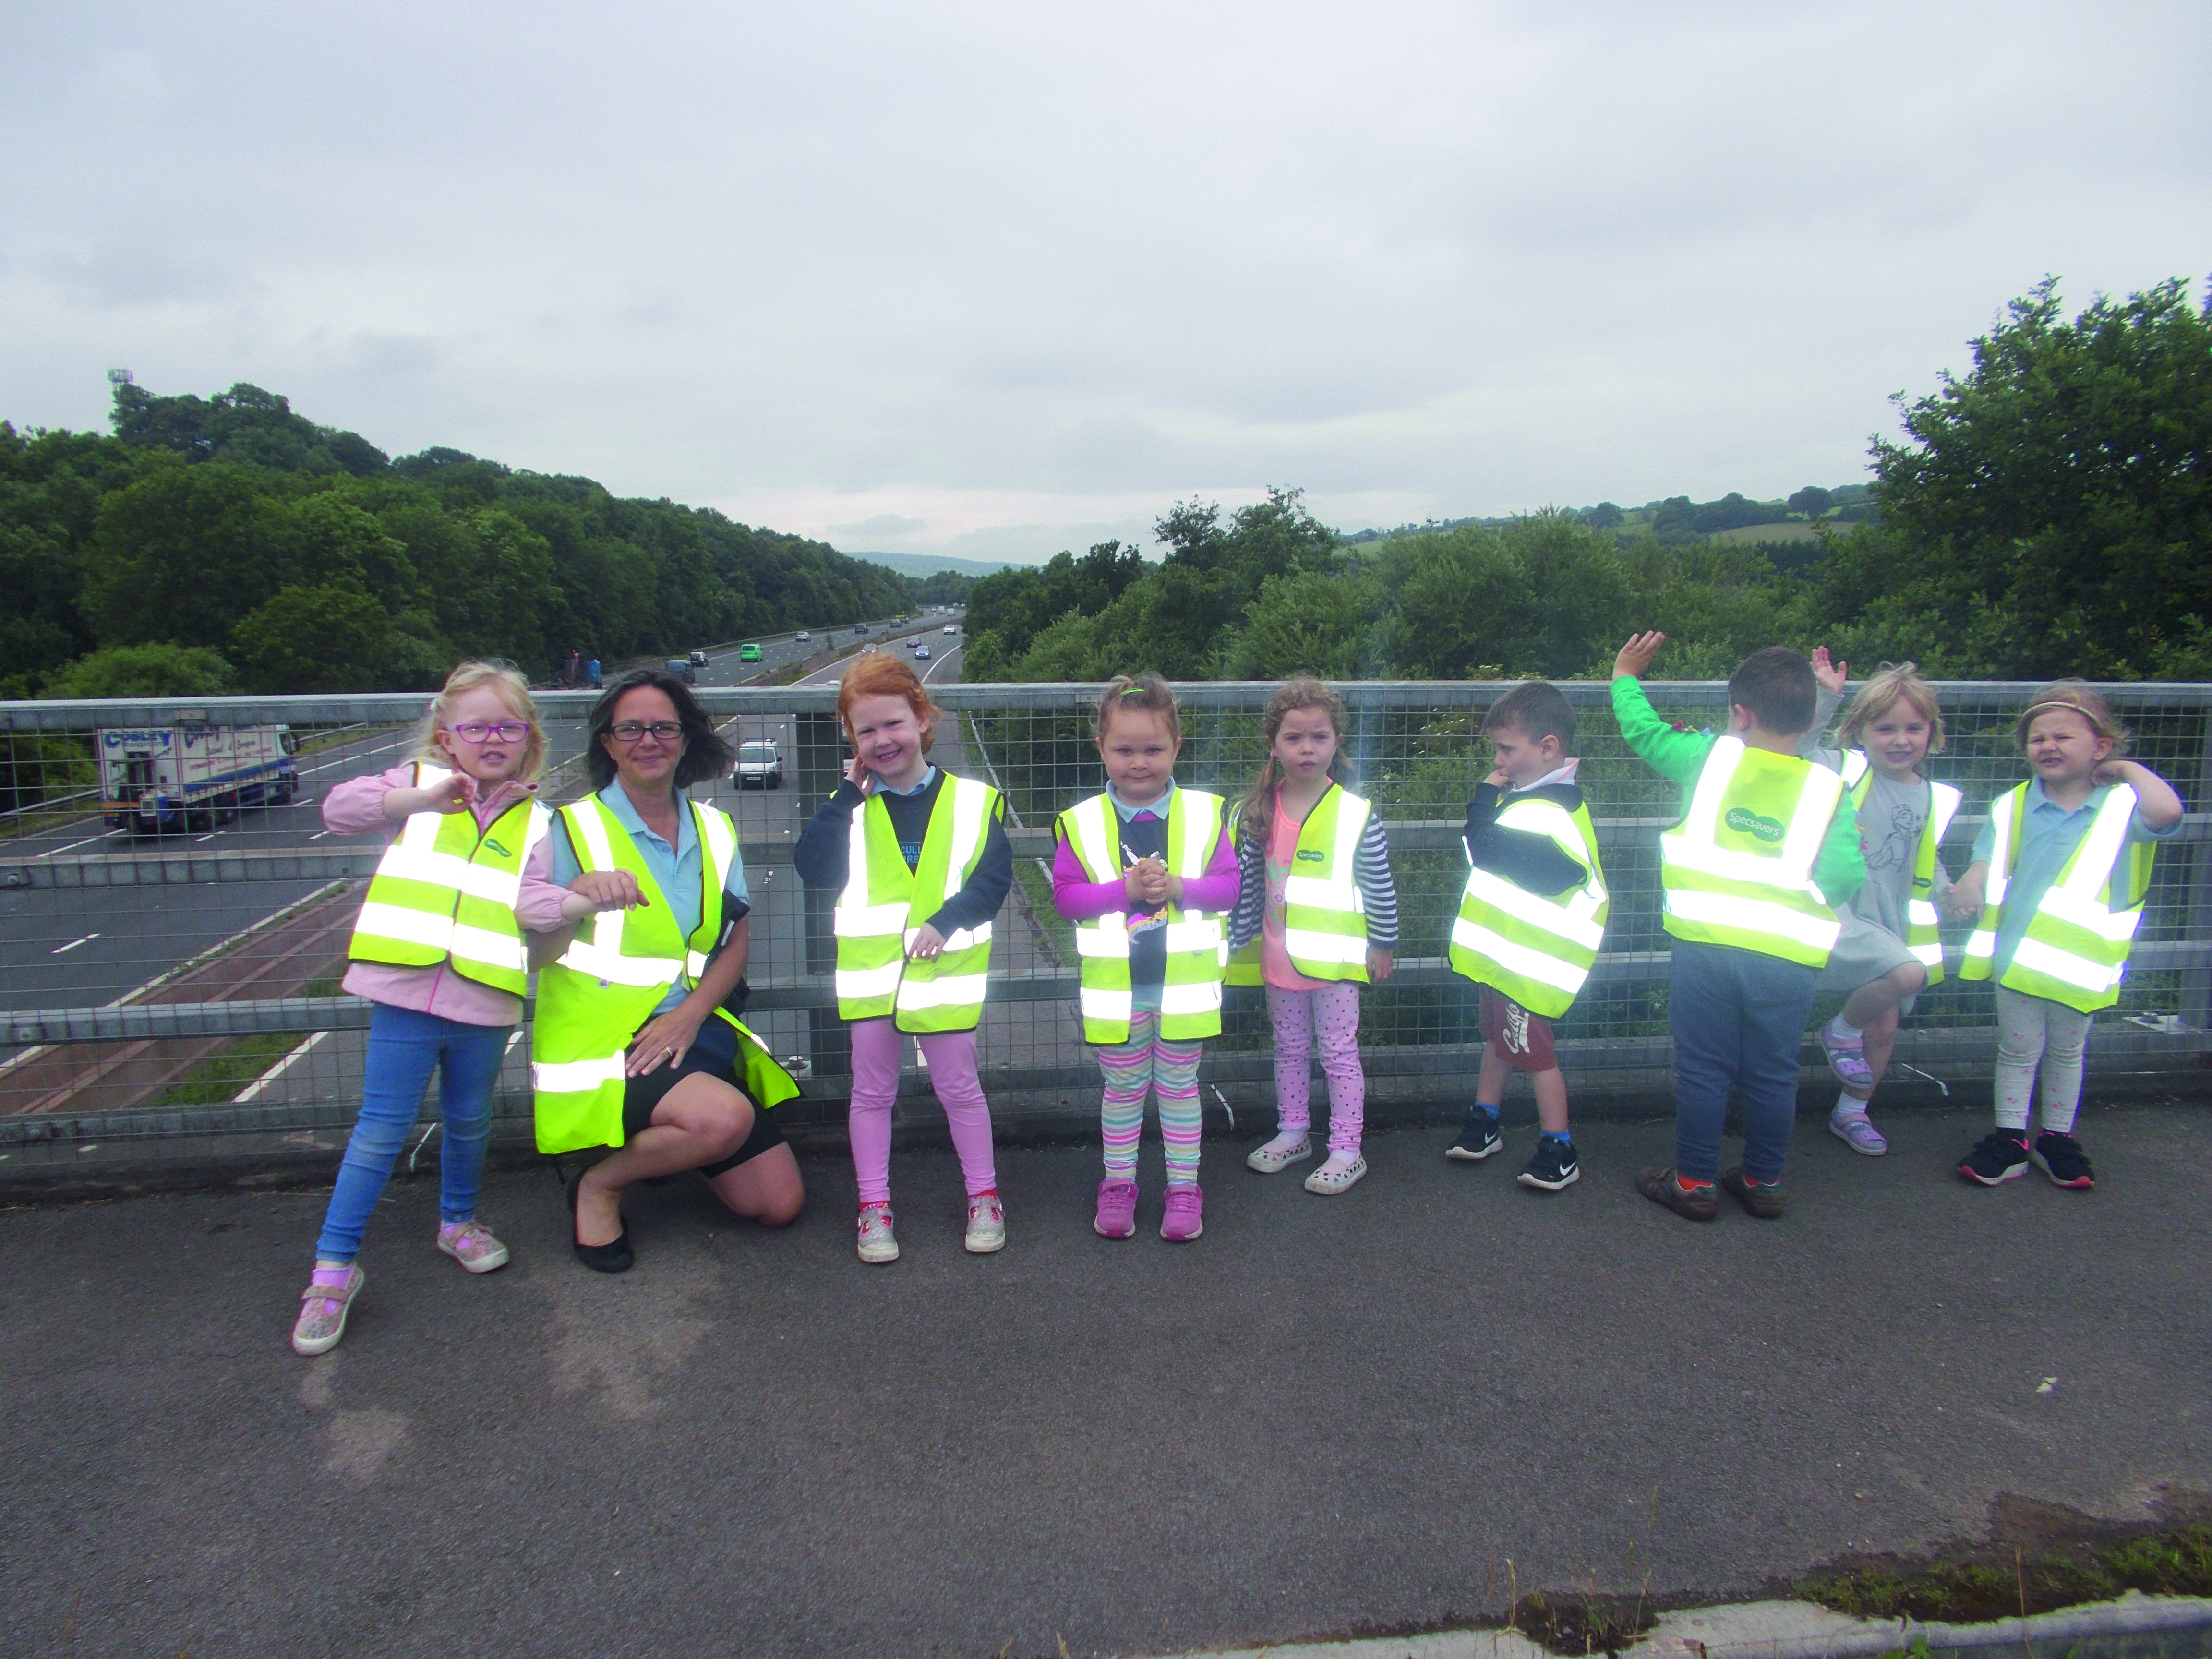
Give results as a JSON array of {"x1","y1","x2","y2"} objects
[{"x1": 324, "y1": 764, "x2": 546, "y2": 1028}]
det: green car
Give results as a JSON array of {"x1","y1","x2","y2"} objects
[{"x1": 738, "y1": 643, "x2": 762, "y2": 662}]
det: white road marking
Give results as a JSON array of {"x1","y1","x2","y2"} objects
[
  {"x1": 233, "y1": 1030, "x2": 330, "y2": 1103},
  {"x1": 51, "y1": 933, "x2": 100, "y2": 955},
  {"x1": 38, "y1": 836, "x2": 101, "y2": 858},
  {"x1": 194, "y1": 832, "x2": 217, "y2": 842}
]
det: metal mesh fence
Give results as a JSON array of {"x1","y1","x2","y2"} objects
[{"x1": 5, "y1": 677, "x2": 2209, "y2": 1166}]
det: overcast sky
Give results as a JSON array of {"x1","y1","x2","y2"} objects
[{"x1": 5, "y1": 2, "x2": 2208, "y2": 565}]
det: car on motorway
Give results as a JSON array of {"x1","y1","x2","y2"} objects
[
  {"x1": 795, "y1": 630, "x2": 811, "y2": 643},
  {"x1": 688, "y1": 649, "x2": 708, "y2": 667},
  {"x1": 943, "y1": 624, "x2": 957, "y2": 635},
  {"x1": 733, "y1": 740, "x2": 784, "y2": 789},
  {"x1": 666, "y1": 657, "x2": 698, "y2": 685},
  {"x1": 738, "y1": 642, "x2": 762, "y2": 661},
  {"x1": 915, "y1": 645, "x2": 932, "y2": 660}
]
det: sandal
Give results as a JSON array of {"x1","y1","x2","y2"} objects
[
  {"x1": 291, "y1": 1266, "x2": 365, "y2": 1357},
  {"x1": 1245, "y1": 1135, "x2": 1313, "y2": 1173},
  {"x1": 1303, "y1": 1154, "x2": 1368, "y2": 1195}
]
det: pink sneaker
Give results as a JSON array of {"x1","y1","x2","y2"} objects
[
  {"x1": 1094, "y1": 1178, "x2": 1138, "y2": 1239},
  {"x1": 1160, "y1": 1183, "x2": 1204, "y2": 1242}
]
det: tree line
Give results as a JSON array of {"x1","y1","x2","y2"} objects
[
  {"x1": 0, "y1": 382, "x2": 917, "y2": 697},
  {"x1": 962, "y1": 278, "x2": 2212, "y2": 686}
]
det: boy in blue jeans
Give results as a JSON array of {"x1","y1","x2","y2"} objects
[{"x1": 1612, "y1": 633, "x2": 1865, "y2": 1219}]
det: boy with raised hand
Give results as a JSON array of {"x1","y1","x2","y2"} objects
[
  {"x1": 1443, "y1": 680, "x2": 1609, "y2": 1192},
  {"x1": 1612, "y1": 632, "x2": 1865, "y2": 1220}
]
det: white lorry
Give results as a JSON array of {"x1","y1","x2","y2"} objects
[{"x1": 99, "y1": 723, "x2": 301, "y2": 833}]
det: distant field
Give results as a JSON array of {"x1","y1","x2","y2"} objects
[{"x1": 1712, "y1": 520, "x2": 1822, "y2": 544}]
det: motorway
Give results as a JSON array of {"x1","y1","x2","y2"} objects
[{"x1": 0, "y1": 612, "x2": 952, "y2": 1102}]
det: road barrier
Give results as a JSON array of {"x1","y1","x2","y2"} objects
[{"x1": 4, "y1": 679, "x2": 2208, "y2": 1183}]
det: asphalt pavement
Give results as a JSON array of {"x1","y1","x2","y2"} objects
[{"x1": 3, "y1": 1099, "x2": 2206, "y2": 1658}]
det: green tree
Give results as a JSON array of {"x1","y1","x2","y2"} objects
[
  {"x1": 1843, "y1": 276, "x2": 2212, "y2": 677},
  {"x1": 82, "y1": 462, "x2": 289, "y2": 648},
  {"x1": 230, "y1": 584, "x2": 390, "y2": 693},
  {"x1": 42, "y1": 643, "x2": 233, "y2": 698},
  {"x1": 1787, "y1": 485, "x2": 1833, "y2": 519}
]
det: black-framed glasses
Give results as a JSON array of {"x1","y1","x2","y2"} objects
[
  {"x1": 447, "y1": 721, "x2": 531, "y2": 744},
  {"x1": 608, "y1": 721, "x2": 685, "y2": 743}
]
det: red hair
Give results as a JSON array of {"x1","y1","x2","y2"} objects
[{"x1": 837, "y1": 652, "x2": 940, "y2": 752}]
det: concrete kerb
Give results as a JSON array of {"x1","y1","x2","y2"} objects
[{"x1": 1136, "y1": 1592, "x2": 2212, "y2": 1659}]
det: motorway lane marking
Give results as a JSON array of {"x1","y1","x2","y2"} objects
[
  {"x1": 38, "y1": 836, "x2": 102, "y2": 858},
  {"x1": 233, "y1": 1029, "x2": 329, "y2": 1103},
  {"x1": 194, "y1": 832, "x2": 217, "y2": 842},
  {"x1": 51, "y1": 933, "x2": 100, "y2": 955}
]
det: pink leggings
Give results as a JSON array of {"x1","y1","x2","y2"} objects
[
  {"x1": 1266, "y1": 982, "x2": 1366, "y2": 1154},
  {"x1": 846, "y1": 1017, "x2": 998, "y2": 1206}
]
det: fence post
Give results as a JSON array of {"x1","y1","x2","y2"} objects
[{"x1": 2185, "y1": 705, "x2": 2212, "y2": 1031}]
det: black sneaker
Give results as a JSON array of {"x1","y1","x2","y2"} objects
[
  {"x1": 2031, "y1": 1131, "x2": 2096, "y2": 1190},
  {"x1": 1957, "y1": 1130, "x2": 2031, "y2": 1187},
  {"x1": 1445, "y1": 1107, "x2": 1502, "y2": 1162},
  {"x1": 1517, "y1": 1137, "x2": 1579, "y2": 1191}
]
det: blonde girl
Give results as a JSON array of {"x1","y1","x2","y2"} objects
[
  {"x1": 1802, "y1": 654, "x2": 1958, "y2": 1155},
  {"x1": 1948, "y1": 681, "x2": 2183, "y2": 1190},
  {"x1": 1051, "y1": 675, "x2": 1241, "y2": 1242},
  {"x1": 292, "y1": 661, "x2": 548, "y2": 1355},
  {"x1": 1226, "y1": 678, "x2": 1398, "y2": 1194}
]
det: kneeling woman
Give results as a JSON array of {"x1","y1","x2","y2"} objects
[{"x1": 520, "y1": 668, "x2": 804, "y2": 1271}]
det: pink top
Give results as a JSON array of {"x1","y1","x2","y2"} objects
[
  {"x1": 1049, "y1": 804, "x2": 1241, "y2": 919},
  {"x1": 1261, "y1": 795, "x2": 1328, "y2": 991},
  {"x1": 324, "y1": 764, "x2": 545, "y2": 1028}
]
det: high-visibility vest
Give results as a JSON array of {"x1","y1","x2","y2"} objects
[
  {"x1": 530, "y1": 793, "x2": 796, "y2": 1154},
  {"x1": 1447, "y1": 793, "x2": 1609, "y2": 1019},
  {"x1": 1659, "y1": 737, "x2": 1847, "y2": 968},
  {"x1": 1057, "y1": 788, "x2": 1232, "y2": 1044},
  {"x1": 1960, "y1": 782, "x2": 2154, "y2": 1013},
  {"x1": 1226, "y1": 784, "x2": 1375, "y2": 986},
  {"x1": 833, "y1": 773, "x2": 1001, "y2": 1033},
  {"x1": 1833, "y1": 750, "x2": 1963, "y2": 984},
  {"x1": 346, "y1": 764, "x2": 549, "y2": 998}
]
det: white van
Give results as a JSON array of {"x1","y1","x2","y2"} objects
[{"x1": 733, "y1": 740, "x2": 784, "y2": 790}]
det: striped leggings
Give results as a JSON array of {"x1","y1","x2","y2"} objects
[{"x1": 1096, "y1": 1009, "x2": 1204, "y2": 1185}]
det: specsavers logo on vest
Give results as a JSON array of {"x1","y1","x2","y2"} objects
[
  {"x1": 1722, "y1": 806, "x2": 1785, "y2": 843},
  {"x1": 347, "y1": 764, "x2": 549, "y2": 998},
  {"x1": 1659, "y1": 738, "x2": 1845, "y2": 969}
]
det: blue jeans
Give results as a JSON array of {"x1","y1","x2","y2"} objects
[
  {"x1": 1669, "y1": 938, "x2": 1817, "y2": 1184},
  {"x1": 315, "y1": 1003, "x2": 511, "y2": 1262}
]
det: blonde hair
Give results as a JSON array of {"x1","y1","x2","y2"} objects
[
  {"x1": 1835, "y1": 662, "x2": 1946, "y2": 755},
  {"x1": 414, "y1": 660, "x2": 546, "y2": 783},
  {"x1": 2015, "y1": 679, "x2": 2129, "y2": 757},
  {"x1": 1096, "y1": 673, "x2": 1181, "y2": 745},
  {"x1": 1239, "y1": 676, "x2": 1353, "y2": 843}
]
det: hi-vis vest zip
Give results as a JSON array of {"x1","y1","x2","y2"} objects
[
  {"x1": 1448, "y1": 793, "x2": 1609, "y2": 1019},
  {"x1": 1960, "y1": 782, "x2": 2155, "y2": 1014},
  {"x1": 1058, "y1": 788, "x2": 1232, "y2": 1043},
  {"x1": 347, "y1": 764, "x2": 550, "y2": 998},
  {"x1": 1835, "y1": 750, "x2": 1963, "y2": 983},
  {"x1": 1226, "y1": 784, "x2": 1374, "y2": 986},
  {"x1": 1659, "y1": 738, "x2": 1846, "y2": 968},
  {"x1": 833, "y1": 773, "x2": 1000, "y2": 1032},
  {"x1": 530, "y1": 793, "x2": 796, "y2": 1155}
]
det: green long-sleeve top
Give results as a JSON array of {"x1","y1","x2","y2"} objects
[{"x1": 1612, "y1": 675, "x2": 1866, "y2": 908}]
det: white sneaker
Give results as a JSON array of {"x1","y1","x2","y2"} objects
[
  {"x1": 964, "y1": 1190, "x2": 1006, "y2": 1254},
  {"x1": 290, "y1": 1265, "x2": 364, "y2": 1356},
  {"x1": 856, "y1": 1203, "x2": 899, "y2": 1264},
  {"x1": 1246, "y1": 1134, "x2": 1313, "y2": 1173},
  {"x1": 1303, "y1": 1153, "x2": 1368, "y2": 1195}
]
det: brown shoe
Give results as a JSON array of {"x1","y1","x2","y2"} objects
[
  {"x1": 1635, "y1": 1166, "x2": 1719, "y2": 1221},
  {"x1": 1720, "y1": 1165, "x2": 1786, "y2": 1220}
]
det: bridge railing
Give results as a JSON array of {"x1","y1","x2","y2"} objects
[{"x1": 6, "y1": 680, "x2": 2209, "y2": 1177}]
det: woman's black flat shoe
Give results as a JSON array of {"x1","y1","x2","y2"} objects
[{"x1": 568, "y1": 1170, "x2": 634, "y2": 1274}]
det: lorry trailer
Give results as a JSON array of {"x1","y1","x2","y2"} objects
[{"x1": 99, "y1": 723, "x2": 302, "y2": 833}]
